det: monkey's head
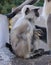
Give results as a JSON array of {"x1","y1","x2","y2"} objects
[{"x1": 21, "y1": 5, "x2": 40, "y2": 26}]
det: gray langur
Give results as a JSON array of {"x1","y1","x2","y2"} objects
[{"x1": 10, "y1": 5, "x2": 40, "y2": 58}]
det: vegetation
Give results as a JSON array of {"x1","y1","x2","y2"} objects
[{"x1": 0, "y1": 0, "x2": 44, "y2": 14}]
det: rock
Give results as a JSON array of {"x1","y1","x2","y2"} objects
[{"x1": 0, "y1": 47, "x2": 51, "y2": 65}]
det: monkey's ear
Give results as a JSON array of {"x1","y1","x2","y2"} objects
[{"x1": 25, "y1": 8, "x2": 30, "y2": 15}]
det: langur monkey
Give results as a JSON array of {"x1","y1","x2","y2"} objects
[
  {"x1": 11, "y1": 1, "x2": 50, "y2": 58},
  {"x1": 6, "y1": 4, "x2": 50, "y2": 58},
  {"x1": 10, "y1": 5, "x2": 40, "y2": 58}
]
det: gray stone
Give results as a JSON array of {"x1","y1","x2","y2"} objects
[{"x1": 0, "y1": 47, "x2": 51, "y2": 65}]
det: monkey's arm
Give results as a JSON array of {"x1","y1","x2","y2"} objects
[{"x1": 6, "y1": 0, "x2": 38, "y2": 18}]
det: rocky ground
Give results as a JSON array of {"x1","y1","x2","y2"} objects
[{"x1": 0, "y1": 47, "x2": 51, "y2": 65}]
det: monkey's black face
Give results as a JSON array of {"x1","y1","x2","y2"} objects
[
  {"x1": 25, "y1": 8, "x2": 39, "y2": 22},
  {"x1": 34, "y1": 9, "x2": 39, "y2": 17}
]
